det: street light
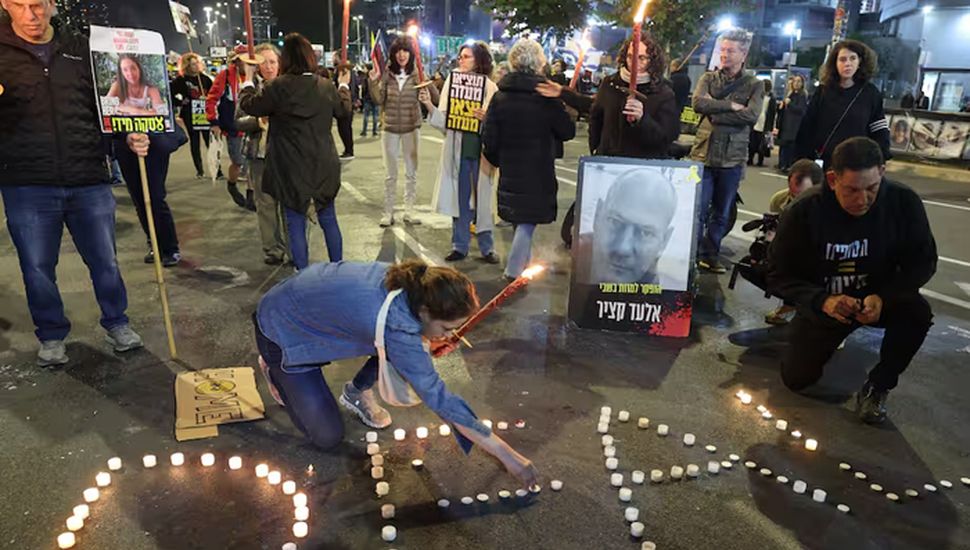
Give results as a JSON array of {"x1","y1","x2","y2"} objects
[
  {"x1": 922, "y1": 5, "x2": 934, "y2": 14},
  {"x1": 717, "y1": 16, "x2": 735, "y2": 32}
]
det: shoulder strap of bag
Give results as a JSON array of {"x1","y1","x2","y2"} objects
[{"x1": 817, "y1": 86, "x2": 865, "y2": 157}]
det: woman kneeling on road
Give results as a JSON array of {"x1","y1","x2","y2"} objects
[{"x1": 253, "y1": 260, "x2": 539, "y2": 486}]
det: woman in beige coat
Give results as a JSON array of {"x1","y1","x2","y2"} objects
[{"x1": 420, "y1": 41, "x2": 499, "y2": 263}]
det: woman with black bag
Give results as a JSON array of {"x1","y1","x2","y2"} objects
[{"x1": 794, "y1": 40, "x2": 890, "y2": 169}]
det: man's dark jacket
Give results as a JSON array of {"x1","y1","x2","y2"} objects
[{"x1": 0, "y1": 20, "x2": 108, "y2": 187}]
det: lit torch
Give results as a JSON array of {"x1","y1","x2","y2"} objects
[
  {"x1": 406, "y1": 24, "x2": 426, "y2": 84},
  {"x1": 626, "y1": 0, "x2": 651, "y2": 124},
  {"x1": 432, "y1": 265, "x2": 547, "y2": 356},
  {"x1": 569, "y1": 28, "x2": 591, "y2": 90}
]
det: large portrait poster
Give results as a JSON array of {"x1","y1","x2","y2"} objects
[
  {"x1": 445, "y1": 71, "x2": 486, "y2": 133},
  {"x1": 169, "y1": 1, "x2": 198, "y2": 39},
  {"x1": 567, "y1": 157, "x2": 702, "y2": 337},
  {"x1": 90, "y1": 25, "x2": 174, "y2": 134}
]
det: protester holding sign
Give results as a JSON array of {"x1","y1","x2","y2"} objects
[
  {"x1": 238, "y1": 33, "x2": 350, "y2": 270},
  {"x1": 421, "y1": 41, "x2": 500, "y2": 264},
  {"x1": 170, "y1": 52, "x2": 214, "y2": 178},
  {"x1": 482, "y1": 39, "x2": 576, "y2": 280},
  {"x1": 0, "y1": 0, "x2": 144, "y2": 366},
  {"x1": 207, "y1": 45, "x2": 252, "y2": 210},
  {"x1": 253, "y1": 259, "x2": 539, "y2": 488}
]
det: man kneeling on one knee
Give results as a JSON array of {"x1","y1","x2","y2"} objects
[{"x1": 766, "y1": 137, "x2": 937, "y2": 424}]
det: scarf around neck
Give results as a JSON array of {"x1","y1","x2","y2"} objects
[{"x1": 619, "y1": 67, "x2": 651, "y2": 86}]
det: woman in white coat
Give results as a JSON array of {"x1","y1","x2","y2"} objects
[{"x1": 420, "y1": 41, "x2": 500, "y2": 264}]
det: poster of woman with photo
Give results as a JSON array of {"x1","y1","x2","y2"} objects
[
  {"x1": 89, "y1": 25, "x2": 174, "y2": 134},
  {"x1": 567, "y1": 157, "x2": 702, "y2": 337}
]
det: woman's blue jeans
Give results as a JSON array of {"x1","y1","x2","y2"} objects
[{"x1": 285, "y1": 202, "x2": 343, "y2": 270}]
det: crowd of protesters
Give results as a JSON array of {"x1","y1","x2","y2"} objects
[{"x1": 0, "y1": 0, "x2": 937, "y2": 451}]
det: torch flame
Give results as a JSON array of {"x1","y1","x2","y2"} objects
[
  {"x1": 579, "y1": 28, "x2": 591, "y2": 52},
  {"x1": 634, "y1": 0, "x2": 650, "y2": 24},
  {"x1": 407, "y1": 24, "x2": 419, "y2": 37},
  {"x1": 520, "y1": 265, "x2": 546, "y2": 280}
]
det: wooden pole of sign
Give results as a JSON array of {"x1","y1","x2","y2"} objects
[
  {"x1": 138, "y1": 156, "x2": 178, "y2": 359},
  {"x1": 238, "y1": 0, "x2": 264, "y2": 65}
]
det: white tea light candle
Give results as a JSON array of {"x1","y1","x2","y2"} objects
[
  {"x1": 367, "y1": 443, "x2": 380, "y2": 456},
  {"x1": 366, "y1": 431, "x2": 378, "y2": 443},
  {"x1": 268, "y1": 471, "x2": 282, "y2": 485},
  {"x1": 371, "y1": 466, "x2": 384, "y2": 480},
  {"x1": 618, "y1": 410, "x2": 630, "y2": 422},
  {"x1": 107, "y1": 457, "x2": 122, "y2": 471},
  {"x1": 775, "y1": 419, "x2": 788, "y2": 431},
  {"x1": 255, "y1": 463, "x2": 269, "y2": 477},
  {"x1": 381, "y1": 504, "x2": 395, "y2": 519},
  {"x1": 293, "y1": 521, "x2": 308, "y2": 538},
  {"x1": 411, "y1": 459, "x2": 424, "y2": 470},
  {"x1": 604, "y1": 446, "x2": 616, "y2": 458},
  {"x1": 625, "y1": 507, "x2": 639, "y2": 522},
  {"x1": 686, "y1": 464, "x2": 700, "y2": 478},
  {"x1": 550, "y1": 480, "x2": 563, "y2": 491},
  {"x1": 170, "y1": 453, "x2": 185, "y2": 466},
  {"x1": 371, "y1": 454, "x2": 384, "y2": 467},
  {"x1": 228, "y1": 456, "x2": 242, "y2": 470},
  {"x1": 283, "y1": 481, "x2": 297, "y2": 495},
  {"x1": 416, "y1": 426, "x2": 429, "y2": 439},
  {"x1": 293, "y1": 493, "x2": 307, "y2": 508},
  {"x1": 142, "y1": 454, "x2": 157, "y2": 468},
  {"x1": 82, "y1": 488, "x2": 99, "y2": 503},
  {"x1": 439, "y1": 424, "x2": 451, "y2": 436},
  {"x1": 630, "y1": 521, "x2": 644, "y2": 538},
  {"x1": 651, "y1": 470, "x2": 664, "y2": 482},
  {"x1": 683, "y1": 433, "x2": 695, "y2": 446},
  {"x1": 295, "y1": 506, "x2": 309, "y2": 521},
  {"x1": 375, "y1": 481, "x2": 389, "y2": 496},
  {"x1": 605, "y1": 457, "x2": 618, "y2": 470},
  {"x1": 618, "y1": 487, "x2": 632, "y2": 502},
  {"x1": 66, "y1": 515, "x2": 83, "y2": 531},
  {"x1": 657, "y1": 424, "x2": 669, "y2": 436},
  {"x1": 805, "y1": 439, "x2": 818, "y2": 451},
  {"x1": 394, "y1": 428, "x2": 406, "y2": 441},
  {"x1": 632, "y1": 470, "x2": 645, "y2": 484},
  {"x1": 601, "y1": 435, "x2": 614, "y2": 447},
  {"x1": 611, "y1": 473, "x2": 624, "y2": 487},
  {"x1": 381, "y1": 525, "x2": 397, "y2": 542},
  {"x1": 637, "y1": 417, "x2": 650, "y2": 429},
  {"x1": 497, "y1": 421, "x2": 509, "y2": 430},
  {"x1": 72, "y1": 504, "x2": 89, "y2": 520},
  {"x1": 201, "y1": 453, "x2": 215, "y2": 467},
  {"x1": 95, "y1": 472, "x2": 111, "y2": 487},
  {"x1": 57, "y1": 532, "x2": 76, "y2": 549}
]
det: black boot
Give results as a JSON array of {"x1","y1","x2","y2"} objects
[
  {"x1": 245, "y1": 189, "x2": 256, "y2": 212},
  {"x1": 227, "y1": 182, "x2": 246, "y2": 208},
  {"x1": 856, "y1": 381, "x2": 889, "y2": 425}
]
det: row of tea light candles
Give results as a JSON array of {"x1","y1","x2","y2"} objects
[
  {"x1": 735, "y1": 390, "x2": 819, "y2": 451},
  {"x1": 383, "y1": 419, "x2": 524, "y2": 443},
  {"x1": 57, "y1": 453, "x2": 310, "y2": 548}
]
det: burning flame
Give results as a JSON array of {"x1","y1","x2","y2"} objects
[
  {"x1": 579, "y1": 28, "x2": 591, "y2": 52},
  {"x1": 634, "y1": 0, "x2": 650, "y2": 24},
  {"x1": 407, "y1": 24, "x2": 419, "y2": 37},
  {"x1": 520, "y1": 265, "x2": 546, "y2": 280}
]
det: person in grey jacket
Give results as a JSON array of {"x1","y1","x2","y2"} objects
[
  {"x1": 236, "y1": 43, "x2": 287, "y2": 265},
  {"x1": 690, "y1": 29, "x2": 764, "y2": 274}
]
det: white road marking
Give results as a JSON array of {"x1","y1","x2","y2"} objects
[
  {"x1": 758, "y1": 171, "x2": 787, "y2": 179},
  {"x1": 922, "y1": 200, "x2": 970, "y2": 213},
  {"x1": 391, "y1": 226, "x2": 445, "y2": 266},
  {"x1": 558, "y1": 176, "x2": 577, "y2": 187},
  {"x1": 731, "y1": 212, "x2": 970, "y2": 310},
  {"x1": 341, "y1": 180, "x2": 371, "y2": 204},
  {"x1": 956, "y1": 282, "x2": 970, "y2": 297},
  {"x1": 555, "y1": 164, "x2": 579, "y2": 174},
  {"x1": 736, "y1": 210, "x2": 970, "y2": 268},
  {"x1": 422, "y1": 135, "x2": 444, "y2": 144}
]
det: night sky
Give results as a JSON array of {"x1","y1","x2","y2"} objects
[{"x1": 97, "y1": 0, "x2": 337, "y2": 54}]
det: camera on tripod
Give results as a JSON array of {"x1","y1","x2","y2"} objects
[{"x1": 728, "y1": 213, "x2": 780, "y2": 296}]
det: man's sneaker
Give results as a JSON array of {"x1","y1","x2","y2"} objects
[
  {"x1": 37, "y1": 340, "x2": 69, "y2": 367},
  {"x1": 856, "y1": 381, "x2": 889, "y2": 425},
  {"x1": 482, "y1": 251, "x2": 501, "y2": 264},
  {"x1": 144, "y1": 249, "x2": 155, "y2": 264},
  {"x1": 402, "y1": 211, "x2": 421, "y2": 225},
  {"x1": 445, "y1": 250, "x2": 467, "y2": 262},
  {"x1": 105, "y1": 325, "x2": 144, "y2": 353},
  {"x1": 698, "y1": 258, "x2": 727, "y2": 274},
  {"x1": 162, "y1": 253, "x2": 182, "y2": 268},
  {"x1": 379, "y1": 214, "x2": 394, "y2": 227},
  {"x1": 339, "y1": 382, "x2": 392, "y2": 429},
  {"x1": 340, "y1": 152, "x2": 355, "y2": 160},
  {"x1": 227, "y1": 182, "x2": 246, "y2": 208}
]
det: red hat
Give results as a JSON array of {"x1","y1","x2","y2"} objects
[{"x1": 229, "y1": 44, "x2": 249, "y2": 60}]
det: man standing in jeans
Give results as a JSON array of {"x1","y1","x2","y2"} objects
[
  {"x1": 0, "y1": 0, "x2": 145, "y2": 366},
  {"x1": 690, "y1": 29, "x2": 763, "y2": 273}
]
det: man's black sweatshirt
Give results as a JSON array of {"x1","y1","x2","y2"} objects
[{"x1": 766, "y1": 178, "x2": 937, "y2": 315}]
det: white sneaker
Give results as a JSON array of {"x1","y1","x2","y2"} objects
[
  {"x1": 105, "y1": 325, "x2": 144, "y2": 353},
  {"x1": 379, "y1": 213, "x2": 394, "y2": 227},
  {"x1": 402, "y1": 211, "x2": 421, "y2": 225},
  {"x1": 37, "y1": 340, "x2": 69, "y2": 367}
]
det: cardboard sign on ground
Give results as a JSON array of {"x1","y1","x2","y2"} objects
[{"x1": 175, "y1": 367, "x2": 265, "y2": 441}]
